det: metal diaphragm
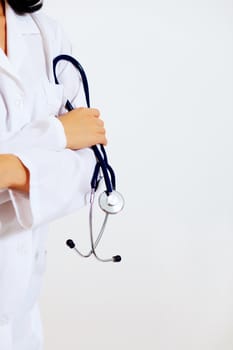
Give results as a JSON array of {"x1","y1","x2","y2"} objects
[{"x1": 99, "y1": 191, "x2": 125, "y2": 214}]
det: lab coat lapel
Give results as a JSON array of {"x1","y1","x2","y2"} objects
[
  {"x1": 0, "y1": 4, "x2": 39, "y2": 87},
  {"x1": 6, "y1": 4, "x2": 28, "y2": 76}
]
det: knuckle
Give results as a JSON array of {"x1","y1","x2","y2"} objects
[
  {"x1": 98, "y1": 127, "x2": 106, "y2": 134},
  {"x1": 92, "y1": 108, "x2": 100, "y2": 117}
]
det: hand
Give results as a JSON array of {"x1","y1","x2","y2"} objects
[{"x1": 58, "y1": 107, "x2": 107, "y2": 150}]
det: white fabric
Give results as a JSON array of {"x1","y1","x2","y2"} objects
[{"x1": 0, "y1": 4, "x2": 95, "y2": 349}]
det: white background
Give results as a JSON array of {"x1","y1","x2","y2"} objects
[{"x1": 40, "y1": 1, "x2": 233, "y2": 349}]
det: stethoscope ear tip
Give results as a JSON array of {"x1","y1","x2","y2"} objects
[
  {"x1": 113, "y1": 255, "x2": 122, "y2": 263},
  {"x1": 66, "y1": 239, "x2": 75, "y2": 249}
]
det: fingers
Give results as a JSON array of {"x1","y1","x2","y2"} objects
[
  {"x1": 97, "y1": 135, "x2": 108, "y2": 146},
  {"x1": 62, "y1": 107, "x2": 108, "y2": 149},
  {"x1": 96, "y1": 125, "x2": 107, "y2": 145},
  {"x1": 89, "y1": 108, "x2": 100, "y2": 118},
  {"x1": 96, "y1": 118, "x2": 104, "y2": 126},
  {"x1": 86, "y1": 107, "x2": 106, "y2": 135},
  {"x1": 80, "y1": 107, "x2": 107, "y2": 144},
  {"x1": 97, "y1": 126, "x2": 106, "y2": 134},
  {"x1": 92, "y1": 109, "x2": 107, "y2": 144}
]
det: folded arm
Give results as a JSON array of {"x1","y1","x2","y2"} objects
[
  {"x1": 0, "y1": 106, "x2": 107, "y2": 193},
  {"x1": 0, "y1": 107, "x2": 107, "y2": 230}
]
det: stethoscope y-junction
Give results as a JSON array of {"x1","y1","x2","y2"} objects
[{"x1": 53, "y1": 54, "x2": 124, "y2": 263}]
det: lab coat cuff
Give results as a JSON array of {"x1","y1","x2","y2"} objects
[
  {"x1": 50, "y1": 117, "x2": 67, "y2": 150},
  {"x1": 8, "y1": 189, "x2": 33, "y2": 229},
  {"x1": 8, "y1": 154, "x2": 37, "y2": 230}
]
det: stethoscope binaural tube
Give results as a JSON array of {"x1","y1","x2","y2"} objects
[
  {"x1": 53, "y1": 55, "x2": 114, "y2": 195},
  {"x1": 53, "y1": 54, "x2": 124, "y2": 263}
]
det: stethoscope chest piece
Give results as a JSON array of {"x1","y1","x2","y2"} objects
[{"x1": 99, "y1": 191, "x2": 125, "y2": 214}]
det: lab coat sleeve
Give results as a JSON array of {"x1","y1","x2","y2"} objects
[
  {"x1": 0, "y1": 121, "x2": 95, "y2": 229},
  {"x1": 0, "y1": 112, "x2": 95, "y2": 231},
  {"x1": 8, "y1": 147, "x2": 95, "y2": 229},
  {"x1": 0, "y1": 116, "x2": 67, "y2": 153}
]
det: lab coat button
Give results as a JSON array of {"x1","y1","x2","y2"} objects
[{"x1": 0, "y1": 315, "x2": 9, "y2": 326}]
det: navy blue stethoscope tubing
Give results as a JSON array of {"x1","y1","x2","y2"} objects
[{"x1": 53, "y1": 54, "x2": 116, "y2": 195}]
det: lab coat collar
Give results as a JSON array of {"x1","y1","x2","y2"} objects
[{"x1": 0, "y1": 3, "x2": 40, "y2": 87}]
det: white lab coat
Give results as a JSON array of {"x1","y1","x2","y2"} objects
[{"x1": 0, "y1": 4, "x2": 95, "y2": 350}]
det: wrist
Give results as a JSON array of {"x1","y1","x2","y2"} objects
[
  {"x1": 0, "y1": 154, "x2": 13, "y2": 188},
  {"x1": 0, "y1": 154, "x2": 30, "y2": 192}
]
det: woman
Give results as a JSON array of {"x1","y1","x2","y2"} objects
[{"x1": 0, "y1": 0, "x2": 107, "y2": 349}]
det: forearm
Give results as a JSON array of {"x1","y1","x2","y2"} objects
[{"x1": 0, "y1": 154, "x2": 30, "y2": 193}]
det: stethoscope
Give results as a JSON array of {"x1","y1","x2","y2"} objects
[{"x1": 53, "y1": 55, "x2": 124, "y2": 263}]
